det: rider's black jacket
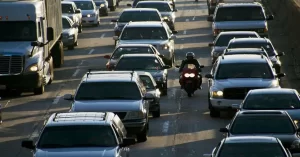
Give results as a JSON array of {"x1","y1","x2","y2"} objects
[{"x1": 179, "y1": 59, "x2": 202, "y2": 73}]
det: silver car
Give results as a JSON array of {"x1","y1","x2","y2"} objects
[
  {"x1": 113, "y1": 21, "x2": 178, "y2": 66},
  {"x1": 61, "y1": 1, "x2": 83, "y2": 33},
  {"x1": 207, "y1": 3, "x2": 274, "y2": 38},
  {"x1": 62, "y1": 16, "x2": 79, "y2": 50},
  {"x1": 208, "y1": 31, "x2": 260, "y2": 64},
  {"x1": 94, "y1": 0, "x2": 109, "y2": 16}
]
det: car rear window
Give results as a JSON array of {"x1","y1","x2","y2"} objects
[
  {"x1": 215, "y1": 34, "x2": 258, "y2": 46},
  {"x1": 119, "y1": 11, "x2": 161, "y2": 22},
  {"x1": 215, "y1": 6, "x2": 265, "y2": 21}
]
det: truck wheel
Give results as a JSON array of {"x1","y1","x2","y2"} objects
[
  {"x1": 48, "y1": 57, "x2": 54, "y2": 85},
  {"x1": 52, "y1": 41, "x2": 64, "y2": 68},
  {"x1": 34, "y1": 85, "x2": 44, "y2": 95},
  {"x1": 136, "y1": 124, "x2": 148, "y2": 142}
]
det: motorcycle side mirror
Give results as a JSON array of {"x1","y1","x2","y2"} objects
[{"x1": 200, "y1": 65, "x2": 204, "y2": 68}]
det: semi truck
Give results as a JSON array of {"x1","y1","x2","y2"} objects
[{"x1": 0, "y1": 0, "x2": 64, "y2": 95}]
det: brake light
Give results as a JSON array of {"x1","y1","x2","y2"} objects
[{"x1": 213, "y1": 29, "x2": 220, "y2": 35}]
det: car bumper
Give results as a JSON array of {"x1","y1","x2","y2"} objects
[
  {"x1": 62, "y1": 37, "x2": 74, "y2": 46},
  {"x1": 0, "y1": 71, "x2": 43, "y2": 89},
  {"x1": 149, "y1": 100, "x2": 160, "y2": 111},
  {"x1": 210, "y1": 98, "x2": 242, "y2": 111},
  {"x1": 123, "y1": 119, "x2": 147, "y2": 136},
  {"x1": 82, "y1": 17, "x2": 98, "y2": 25}
]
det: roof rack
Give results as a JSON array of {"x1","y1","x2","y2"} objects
[{"x1": 53, "y1": 112, "x2": 107, "y2": 122}]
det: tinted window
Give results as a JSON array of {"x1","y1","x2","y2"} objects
[
  {"x1": 136, "y1": 3, "x2": 172, "y2": 12},
  {"x1": 215, "y1": 34, "x2": 258, "y2": 46},
  {"x1": 224, "y1": 51, "x2": 268, "y2": 57},
  {"x1": 74, "y1": 1, "x2": 94, "y2": 10},
  {"x1": 112, "y1": 47, "x2": 154, "y2": 59},
  {"x1": 37, "y1": 125, "x2": 117, "y2": 148},
  {"x1": 121, "y1": 27, "x2": 168, "y2": 40},
  {"x1": 228, "y1": 42, "x2": 275, "y2": 56},
  {"x1": 62, "y1": 18, "x2": 71, "y2": 29},
  {"x1": 62, "y1": 4, "x2": 74, "y2": 13},
  {"x1": 75, "y1": 82, "x2": 141, "y2": 100},
  {"x1": 115, "y1": 57, "x2": 163, "y2": 70},
  {"x1": 219, "y1": 143, "x2": 286, "y2": 157},
  {"x1": 0, "y1": 21, "x2": 37, "y2": 41},
  {"x1": 140, "y1": 75, "x2": 155, "y2": 89},
  {"x1": 216, "y1": 63, "x2": 273, "y2": 79},
  {"x1": 231, "y1": 116, "x2": 295, "y2": 134},
  {"x1": 118, "y1": 11, "x2": 161, "y2": 22},
  {"x1": 215, "y1": 6, "x2": 265, "y2": 21},
  {"x1": 243, "y1": 93, "x2": 300, "y2": 109}
]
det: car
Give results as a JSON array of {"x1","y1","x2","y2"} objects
[
  {"x1": 205, "y1": 54, "x2": 285, "y2": 117},
  {"x1": 65, "y1": 0, "x2": 100, "y2": 27},
  {"x1": 103, "y1": 44, "x2": 165, "y2": 70},
  {"x1": 207, "y1": 2, "x2": 274, "y2": 38},
  {"x1": 222, "y1": 48, "x2": 269, "y2": 58},
  {"x1": 129, "y1": 0, "x2": 175, "y2": 8},
  {"x1": 219, "y1": 110, "x2": 300, "y2": 153},
  {"x1": 94, "y1": 0, "x2": 109, "y2": 16},
  {"x1": 227, "y1": 38, "x2": 285, "y2": 73},
  {"x1": 64, "y1": 70, "x2": 154, "y2": 142},
  {"x1": 61, "y1": 1, "x2": 83, "y2": 33},
  {"x1": 113, "y1": 22, "x2": 178, "y2": 66},
  {"x1": 111, "y1": 8, "x2": 168, "y2": 38},
  {"x1": 134, "y1": 1, "x2": 177, "y2": 30},
  {"x1": 113, "y1": 54, "x2": 171, "y2": 95},
  {"x1": 21, "y1": 112, "x2": 131, "y2": 157},
  {"x1": 62, "y1": 16, "x2": 79, "y2": 50},
  {"x1": 203, "y1": 136, "x2": 292, "y2": 157},
  {"x1": 138, "y1": 71, "x2": 161, "y2": 117},
  {"x1": 237, "y1": 88, "x2": 300, "y2": 126},
  {"x1": 208, "y1": 31, "x2": 260, "y2": 64}
]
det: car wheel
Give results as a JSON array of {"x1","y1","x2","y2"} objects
[
  {"x1": 161, "y1": 82, "x2": 168, "y2": 95},
  {"x1": 68, "y1": 37, "x2": 75, "y2": 50},
  {"x1": 208, "y1": 93, "x2": 220, "y2": 117},
  {"x1": 136, "y1": 124, "x2": 148, "y2": 142},
  {"x1": 78, "y1": 24, "x2": 82, "y2": 33},
  {"x1": 152, "y1": 107, "x2": 160, "y2": 118},
  {"x1": 34, "y1": 84, "x2": 44, "y2": 95}
]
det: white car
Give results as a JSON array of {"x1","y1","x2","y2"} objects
[{"x1": 62, "y1": 16, "x2": 79, "y2": 50}]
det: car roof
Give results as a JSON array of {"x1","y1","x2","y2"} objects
[
  {"x1": 126, "y1": 21, "x2": 163, "y2": 27},
  {"x1": 46, "y1": 112, "x2": 115, "y2": 127},
  {"x1": 225, "y1": 136, "x2": 278, "y2": 144},
  {"x1": 121, "y1": 54, "x2": 157, "y2": 58},
  {"x1": 137, "y1": 1, "x2": 170, "y2": 4},
  {"x1": 123, "y1": 8, "x2": 158, "y2": 12},
  {"x1": 61, "y1": 1, "x2": 75, "y2": 4},
  {"x1": 237, "y1": 110, "x2": 289, "y2": 117},
  {"x1": 81, "y1": 71, "x2": 139, "y2": 83},
  {"x1": 229, "y1": 38, "x2": 270, "y2": 44},
  {"x1": 248, "y1": 88, "x2": 297, "y2": 95},
  {"x1": 117, "y1": 44, "x2": 152, "y2": 48},
  {"x1": 226, "y1": 48, "x2": 265, "y2": 53},
  {"x1": 219, "y1": 54, "x2": 268, "y2": 64},
  {"x1": 218, "y1": 31, "x2": 259, "y2": 36},
  {"x1": 218, "y1": 3, "x2": 262, "y2": 8}
]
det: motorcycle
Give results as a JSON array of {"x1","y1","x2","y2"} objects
[{"x1": 176, "y1": 64, "x2": 200, "y2": 97}]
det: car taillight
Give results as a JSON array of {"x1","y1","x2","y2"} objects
[{"x1": 184, "y1": 73, "x2": 195, "y2": 78}]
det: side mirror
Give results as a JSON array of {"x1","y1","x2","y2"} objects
[
  {"x1": 163, "y1": 65, "x2": 171, "y2": 69},
  {"x1": 47, "y1": 27, "x2": 54, "y2": 41},
  {"x1": 277, "y1": 52, "x2": 285, "y2": 56},
  {"x1": 75, "y1": 9, "x2": 81, "y2": 13},
  {"x1": 64, "y1": 94, "x2": 74, "y2": 101},
  {"x1": 200, "y1": 65, "x2": 204, "y2": 68},
  {"x1": 173, "y1": 9, "x2": 178, "y2": 12},
  {"x1": 207, "y1": 16, "x2": 213, "y2": 22},
  {"x1": 126, "y1": 4, "x2": 132, "y2": 7},
  {"x1": 113, "y1": 36, "x2": 119, "y2": 40},
  {"x1": 208, "y1": 42, "x2": 214, "y2": 47},
  {"x1": 172, "y1": 30, "x2": 178, "y2": 34},
  {"x1": 276, "y1": 73, "x2": 286, "y2": 78},
  {"x1": 232, "y1": 104, "x2": 240, "y2": 109},
  {"x1": 31, "y1": 41, "x2": 44, "y2": 47},
  {"x1": 219, "y1": 128, "x2": 228, "y2": 133},
  {"x1": 111, "y1": 19, "x2": 118, "y2": 22},
  {"x1": 267, "y1": 15, "x2": 274, "y2": 20},
  {"x1": 203, "y1": 154, "x2": 212, "y2": 157},
  {"x1": 121, "y1": 138, "x2": 135, "y2": 147},
  {"x1": 170, "y1": 35, "x2": 177, "y2": 40},
  {"x1": 205, "y1": 74, "x2": 213, "y2": 78},
  {"x1": 103, "y1": 55, "x2": 111, "y2": 59},
  {"x1": 21, "y1": 140, "x2": 36, "y2": 150},
  {"x1": 143, "y1": 92, "x2": 155, "y2": 100}
]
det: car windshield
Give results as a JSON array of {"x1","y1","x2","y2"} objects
[
  {"x1": 37, "y1": 125, "x2": 117, "y2": 148},
  {"x1": 94, "y1": 0, "x2": 105, "y2": 5},
  {"x1": 133, "y1": 0, "x2": 166, "y2": 6},
  {"x1": 231, "y1": 116, "x2": 295, "y2": 134},
  {"x1": 62, "y1": 4, "x2": 74, "y2": 13},
  {"x1": 0, "y1": 21, "x2": 37, "y2": 41},
  {"x1": 120, "y1": 27, "x2": 168, "y2": 40},
  {"x1": 118, "y1": 11, "x2": 161, "y2": 22},
  {"x1": 215, "y1": 6, "x2": 265, "y2": 21},
  {"x1": 228, "y1": 42, "x2": 276, "y2": 56},
  {"x1": 112, "y1": 47, "x2": 154, "y2": 59},
  {"x1": 75, "y1": 82, "x2": 141, "y2": 100},
  {"x1": 215, "y1": 63, "x2": 273, "y2": 79},
  {"x1": 136, "y1": 3, "x2": 172, "y2": 12},
  {"x1": 219, "y1": 143, "x2": 286, "y2": 157},
  {"x1": 74, "y1": 1, "x2": 94, "y2": 10},
  {"x1": 62, "y1": 18, "x2": 71, "y2": 29},
  {"x1": 115, "y1": 57, "x2": 163, "y2": 70},
  {"x1": 140, "y1": 75, "x2": 155, "y2": 89},
  {"x1": 243, "y1": 93, "x2": 300, "y2": 109},
  {"x1": 215, "y1": 34, "x2": 258, "y2": 46}
]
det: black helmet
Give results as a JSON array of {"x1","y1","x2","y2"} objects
[{"x1": 186, "y1": 52, "x2": 195, "y2": 60}]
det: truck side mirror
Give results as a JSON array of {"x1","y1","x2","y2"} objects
[{"x1": 47, "y1": 27, "x2": 54, "y2": 41}]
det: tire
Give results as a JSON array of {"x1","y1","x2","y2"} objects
[
  {"x1": 152, "y1": 107, "x2": 160, "y2": 118},
  {"x1": 78, "y1": 24, "x2": 82, "y2": 33},
  {"x1": 68, "y1": 37, "x2": 75, "y2": 50},
  {"x1": 161, "y1": 82, "x2": 168, "y2": 95},
  {"x1": 48, "y1": 57, "x2": 54, "y2": 85},
  {"x1": 34, "y1": 85, "x2": 44, "y2": 95},
  {"x1": 52, "y1": 41, "x2": 64, "y2": 68},
  {"x1": 188, "y1": 93, "x2": 192, "y2": 97},
  {"x1": 136, "y1": 124, "x2": 148, "y2": 142},
  {"x1": 8, "y1": 88, "x2": 22, "y2": 96},
  {"x1": 208, "y1": 95, "x2": 220, "y2": 117}
]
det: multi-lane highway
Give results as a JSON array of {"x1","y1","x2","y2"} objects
[{"x1": 0, "y1": 0, "x2": 295, "y2": 157}]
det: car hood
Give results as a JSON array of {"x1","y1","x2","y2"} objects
[
  {"x1": 214, "y1": 21, "x2": 266, "y2": 29},
  {"x1": 0, "y1": 41, "x2": 32, "y2": 56},
  {"x1": 213, "y1": 78, "x2": 278, "y2": 90},
  {"x1": 118, "y1": 40, "x2": 168, "y2": 47},
  {"x1": 35, "y1": 147, "x2": 116, "y2": 157},
  {"x1": 81, "y1": 10, "x2": 95, "y2": 15},
  {"x1": 230, "y1": 134, "x2": 298, "y2": 146},
  {"x1": 72, "y1": 100, "x2": 142, "y2": 112}
]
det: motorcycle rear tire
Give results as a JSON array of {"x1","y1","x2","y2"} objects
[{"x1": 185, "y1": 83, "x2": 194, "y2": 97}]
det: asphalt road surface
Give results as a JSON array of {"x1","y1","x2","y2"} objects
[{"x1": 0, "y1": 0, "x2": 292, "y2": 157}]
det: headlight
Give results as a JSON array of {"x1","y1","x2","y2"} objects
[
  {"x1": 26, "y1": 64, "x2": 38, "y2": 72},
  {"x1": 294, "y1": 120, "x2": 299, "y2": 125},
  {"x1": 161, "y1": 44, "x2": 169, "y2": 50},
  {"x1": 125, "y1": 111, "x2": 144, "y2": 120},
  {"x1": 87, "y1": 14, "x2": 95, "y2": 17},
  {"x1": 270, "y1": 81, "x2": 279, "y2": 87},
  {"x1": 211, "y1": 91, "x2": 223, "y2": 98},
  {"x1": 291, "y1": 140, "x2": 300, "y2": 149},
  {"x1": 100, "y1": 4, "x2": 105, "y2": 7},
  {"x1": 184, "y1": 73, "x2": 195, "y2": 78}
]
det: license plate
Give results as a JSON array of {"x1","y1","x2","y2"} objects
[{"x1": 0, "y1": 85, "x2": 6, "y2": 90}]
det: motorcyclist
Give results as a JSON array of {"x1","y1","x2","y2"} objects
[{"x1": 178, "y1": 52, "x2": 202, "y2": 89}]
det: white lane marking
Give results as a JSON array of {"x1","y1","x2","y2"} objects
[
  {"x1": 76, "y1": 60, "x2": 85, "y2": 68},
  {"x1": 88, "y1": 49, "x2": 94, "y2": 55},
  {"x1": 193, "y1": 16, "x2": 196, "y2": 20},
  {"x1": 100, "y1": 33, "x2": 106, "y2": 38},
  {"x1": 162, "y1": 121, "x2": 170, "y2": 133},
  {"x1": 185, "y1": 19, "x2": 189, "y2": 22},
  {"x1": 53, "y1": 96, "x2": 61, "y2": 104},
  {"x1": 3, "y1": 100, "x2": 10, "y2": 108},
  {"x1": 72, "y1": 69, "x2": 80, "y2": 77},
  {"x1": 183, "y1": 30, "x2": 187, "y2": 35},
  {"x1": 180, "y1": 45, "x2": 184, "y2": 49}
]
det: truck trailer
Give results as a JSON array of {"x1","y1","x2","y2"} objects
[{"x1": 0, "y1": 0, "x2": 64, "y2": 95}]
